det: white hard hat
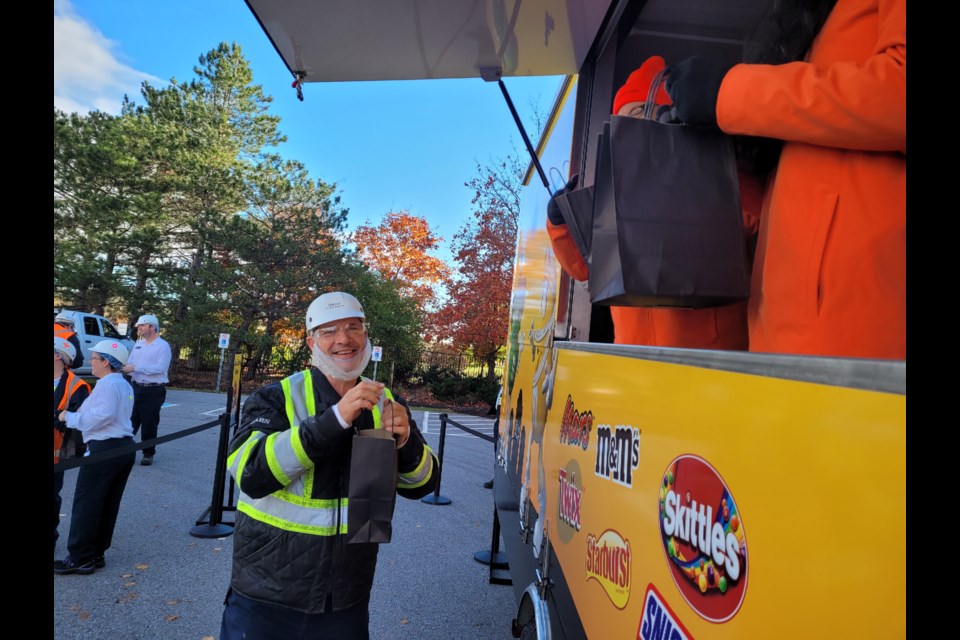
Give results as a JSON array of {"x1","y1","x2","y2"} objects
[
  {"x1": 91, "y1": 339, "x2": 130, "y2": 365},
  {"x1": 55, "y1": 312, "x2": 74, "y2": 325},
  {"x1": 305, "y1": 292, "x2": 365, "y2": 333},
  {"x1": 136, "y1": 314, "x2": 160, "y2": 328},
  {"x1": 54, "y1": 336, "x2": 76, "y2": 364}
]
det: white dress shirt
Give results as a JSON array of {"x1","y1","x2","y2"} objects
[
  {"x1": 64, "y1": 372, "x2": 135, "y2": 442},
  {"x1": 128, "y1": 336, "x2": 172, "y2": 384}
]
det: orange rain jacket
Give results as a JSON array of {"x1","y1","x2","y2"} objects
[
  {"x1": 717, "y1": 0, "x2": 906, "y2": 359},
  {"x1": 547, "y1": 173, "x2": 763, "y2": 349}
]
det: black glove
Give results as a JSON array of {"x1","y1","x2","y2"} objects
[
  {"x1": 664, "y1": 56, "x2": 733, "y2": 127},
  {"x1": 546, "y1": 173, "x2": 580, "y2": 225}
]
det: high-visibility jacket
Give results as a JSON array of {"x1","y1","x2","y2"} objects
[
  {"x1": 716, "y1": 0, "x2": 905, "y2": 358},
  {"x1": 226, "y1": 368, "x2": 438, "y2": 614},
  {"x1": 54, "y1": 369, "x2": 91, "y2": 464}
]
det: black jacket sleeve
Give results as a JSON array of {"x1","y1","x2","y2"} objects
[{"x1": 392, "y1": 394, "x2": 440, "y2": 500}]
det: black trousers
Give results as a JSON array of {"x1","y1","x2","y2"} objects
[
  {"x1": 54, "y1": 470, "x2": 64, "y2": 553},
  {"x1": 220, "y1": 590, "x2": 370, "y2": 640},
  {"x1": 66, "y1": 438, "x2": 135, "y2": 563},
  {"x1": 131, "y1": 384, "x2": 165, "y2": 456}
]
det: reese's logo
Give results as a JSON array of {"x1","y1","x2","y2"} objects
[
  {"x1": 559, "y1": 395, "x2": 592, "y2": 450},
  {"x1": 658, "y1": 455, "x2": 747, "y2": 623},
  {"x1": 586, "y1": 529, "x2": 631, "y2": 609},
  {"x1": 594, "y1": 424, "x2": 640, "y2": 487},
  {"x1": 557, "y1": 461, "x2": 583, "y2": 543}
]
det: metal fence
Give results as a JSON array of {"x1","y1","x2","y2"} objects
[{"x1": 168, "y1": 350, "x2": 505, "y2": 393}]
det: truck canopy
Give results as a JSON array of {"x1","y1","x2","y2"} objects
[{"x1": 245, "y1": 0, "x2": 770, "y2": 85}]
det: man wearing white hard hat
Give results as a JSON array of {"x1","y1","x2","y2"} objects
[
  {"x1": 220, "y1": 291, "x2": 439, "y2": 640},
  {"x1": 55, "y1": 340, "x2": 136, "y2": 575},
  {"x1": 121, "y1": 314, "x2": 171, "y2": 466},
  {"x1": 54, "y1": 337, "x2": 91, "y2": 556}
]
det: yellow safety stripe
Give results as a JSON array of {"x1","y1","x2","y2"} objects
[
  {"x1": 289, "y1": 425, "x2": 312, "y2": 468},
  {"x1": 264, "y1": 431, "x2": 292, "y2": 486},
  {"x1": 281, "y1": 377, "x2": 296, "y2": 428},
  {"x1": 237, "y1": 373, "x2": 407, "y2": 532},
  {"x1": 237, "y1": 498, "x2": 348, "y2": 536},
  {"x1": 399, "y1": 443, "x2": 436, "y2": 489},
  {"x1": 228, "y1": 431, "x2": 267, "y2": 491},
  {"x1": 304, "y1": 369, "x2": 316, "y2": 414},
  {"x1": 368, "y1": 385, "x2": 395, "y2": 430}
]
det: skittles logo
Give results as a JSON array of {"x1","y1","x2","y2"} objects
[{"x1": 658, "y1": 455, "x2": 747, "y2": 623}]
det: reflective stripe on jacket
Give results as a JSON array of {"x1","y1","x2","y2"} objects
[
  {"x1": 225, "y1": 367, "x2": 439, "y2": 614},
  {"x1": 228, "y1": 370, "x2": 416, "y2": 535},
  {"x1": 54, "y1": 370, "x2": 90, "y2": 464}
]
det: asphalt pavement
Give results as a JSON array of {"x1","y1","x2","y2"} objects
[{"x1": 53, "y1": 388, "x2": 516, "y2": 639}]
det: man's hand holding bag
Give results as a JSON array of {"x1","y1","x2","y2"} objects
[{"x1": 347, "y1": 399, "x2": 401, "y2": 545}]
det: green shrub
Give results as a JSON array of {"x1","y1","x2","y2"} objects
[{"x1": 427, "y1": 370, "x2": 499, "y2": 405}]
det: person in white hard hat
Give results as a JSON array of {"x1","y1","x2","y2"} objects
[
  {"x1": 219, "y1": 291, "x2": 439, "y2": 640},
  {"x1": 54, "y1": 340, "x2": 135, "y2": 575},
  {"x1": 54, "y1": 312, "x2": 84, "y2": 370},
  {"x1": 121, "y1": 314, "x2": 171, "y2": 466},
  {"x1": 54, "y1": 337, "x2": 91, "y2": 556}
]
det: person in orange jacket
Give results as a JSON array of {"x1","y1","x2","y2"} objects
[
  {"x1": 665, "y1": 0, "x2": 905, "y2": 360},
  {"x1": 546, "y1": 55, "x2": 763, "y2": 349},
  {"x1": 54, "y1": 337, "x2": 91, "y2": 555},
  {"x1": 54, "y1": 312, "x2": 85, "y2": 369}
]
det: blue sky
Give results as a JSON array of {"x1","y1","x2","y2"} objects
[{"x1": 53, "y1": 0, "x2": 564, "y2": 264}]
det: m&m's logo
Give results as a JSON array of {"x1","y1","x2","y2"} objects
[{"x1": 658, "y1": 455, "x2": 747, "y2": 623}]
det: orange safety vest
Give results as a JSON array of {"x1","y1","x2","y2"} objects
[
  {"x1": 54, "y1": 370, "x2": 90, "y2": 464},
  {"x1": 54, "y1": 322, "x2": 75, "y2": 341}
]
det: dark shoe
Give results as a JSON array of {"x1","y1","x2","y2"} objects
[
  {"x1": 483, "y1": 479, "x2": 494, "y2": 489},
  {"x1": 54, "y1": 557, "x2": 96, "y2": 575},
  {"x1": 141, "y1": 455, "x2": 153, "y2": 466},
  {"x1": 94, "y1": 555, "x2": 106, "y2": 569}
]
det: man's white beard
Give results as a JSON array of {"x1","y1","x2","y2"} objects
[{"x1": 311, "y1": 339, "x2": 372, "y2": 381}]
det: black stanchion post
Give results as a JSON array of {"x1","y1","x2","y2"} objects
[
  {"x1": 474, "y1": 504, "x2": 509, "y2": 568},
  {"x1": 421, "y1": 412, "x2": 451, "y2": 505},
  {"x1": 189, "y1": 412, "x2": 235, "y2": 538}
]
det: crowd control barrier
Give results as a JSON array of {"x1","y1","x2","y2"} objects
[{"x1": 422, "y1": 413, "x2": 511, "y2": 586}]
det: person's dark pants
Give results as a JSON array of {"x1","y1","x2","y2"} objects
[
  {"x1": 131, "y1": 384, "x2": 166, "y2": 456},
  {"x1": 54, "y1": 470, "x2": 65, "y2": 554},
  {"x1": 220, "y1": 589, "x2": 370, "y2": 640},
  {"x1": 65, "y1": 438, "x2": 135, "y2": 563}
]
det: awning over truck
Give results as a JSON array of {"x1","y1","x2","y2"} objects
[{"x1": 243, "y1": 0, "x2": 614, "y2": 82}]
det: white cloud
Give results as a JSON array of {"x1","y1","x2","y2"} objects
[{"x1": 53, "y1": 0, "x2": 165, "y2": 115}]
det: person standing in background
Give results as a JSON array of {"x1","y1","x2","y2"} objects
[
  {"x1": 54, "y1": 312, "x2": 85, "y2": 370},
  {"x1": 121, "y1": 314, "x2": 172, "y2": 466},
  {"x1": 55, "y1": 340, "x2": 135, "y2": 575},
  {"x1": 54, "y1": 337, "x2": 90, "y2": 556}
]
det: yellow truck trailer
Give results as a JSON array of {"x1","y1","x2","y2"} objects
[{"x1": 244, "y1": 2, "x2": 905, "y2": 637}]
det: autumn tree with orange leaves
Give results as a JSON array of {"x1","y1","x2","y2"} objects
[
  {"x1": 434, "y1": 153, "x2": 522, "y2": 380},
  {"x1": 352, "y1": 211, "x2": 451, "y2": 316}
]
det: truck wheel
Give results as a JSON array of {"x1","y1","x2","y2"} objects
[{"x1": 519, "y1": 620, "x2": 537, "y2": 640}]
